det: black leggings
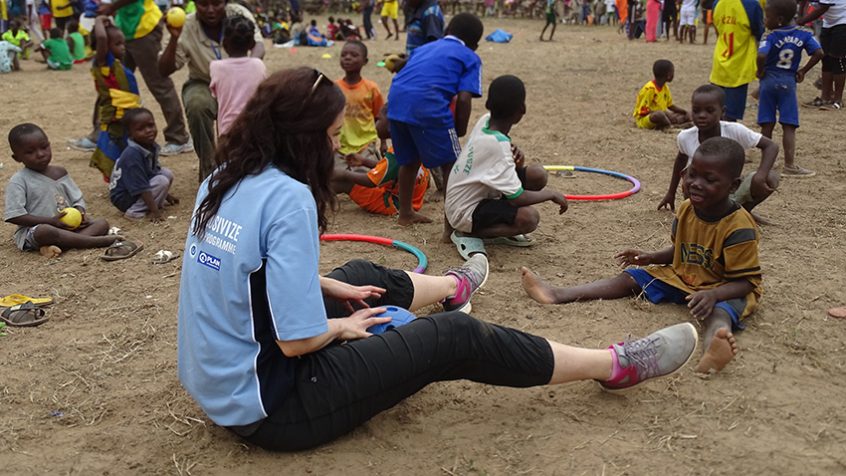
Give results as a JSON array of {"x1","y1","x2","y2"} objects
[{"x1": 241, "y1": 260, "x2": 555, "y2": 451}]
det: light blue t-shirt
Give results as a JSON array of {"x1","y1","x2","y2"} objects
[
  {"x1": 177, "y1": 166, "x2": 328, "y2": 427},
  {"x1": 387, "y1": 36, "x2": 482, "y2": 129}
]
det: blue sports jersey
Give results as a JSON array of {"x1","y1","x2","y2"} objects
[
  {"x1": 387, "y1": 36, "x2": 482, "y2": 129},
  {"x1": 109, "y1": 140, "x2": 161, "y2": 212},
  {"x1": 177, "y1": 166, "x2": 328, "y2": 427},
  {"x1": 405, "y1": 0, "x2": 444, "y2": 54},
  {"x1": 758, "y1": 26, "x2": 821, "y2": 79}
]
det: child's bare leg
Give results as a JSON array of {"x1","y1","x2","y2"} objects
[
  {"x1": 381, "y1": 16, "x2": 392, "y2": 38},
  {"x1": 521, "y1": 268, "x2": 640, "y2": 305},
  {"x1": 397, "y1": 162, "x2": 432, "y2": 225},
  {"x1": 77, "y1": 218, "x2": 109, "y2": 236},
  {"x1": 440, "y1": 163, "x2": 454, "y2": 242},
  {"x1": 781, "y1": 124, "x2": 802, "y2": 171},
  {"x1": 404, "y1": 272, "x2": 457, "y2": 311},
  {"x1": 759, "y1": 122, "x2": 775, "y2": 139},
  {"x1": 522, "y1": 164, "x2": 548, "y2": 191},
  {"x1": 695, "y1": 308, "x2": 738, "y2": 373},
  {"x1": 648, "y1": 111, "x2": 671, "y2": 129},
  {"x1": 33, "y1": 224, "x2": 120, "y2": 250},
  {"x1": 392, "y1": 19, "x2": 400, "y2": 40}
]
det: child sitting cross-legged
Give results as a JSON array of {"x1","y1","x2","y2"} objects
[
  {"x1": 109, "y1": 108, "x2": 178, "y2": 222},
  {"x1": 3, "y1": 123, "x2": 140, "y2": 259},
  {"x1": 522, "y1": 137, "x2": 762, "y2": 375},
  {"x1": 633, "y1": 59, "x2": 691, "y2": 130},
  {"x1": 445, "y1": 75, "x2": 568, "y2": 259},
  {"x1": 658, "y1": 84, "x2": 780, "y2": 223}
]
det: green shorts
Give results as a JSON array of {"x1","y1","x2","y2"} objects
[
  {"x1": 546, "y1": 11, "x2": 556, "y2": 24},
  {"x1": 731, "y1": 172, "x2": 754, "y2": 207}
]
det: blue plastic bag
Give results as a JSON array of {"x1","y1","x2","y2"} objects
[{"x1": 485, "y1": 29, "x2": 513, "y2": 43}]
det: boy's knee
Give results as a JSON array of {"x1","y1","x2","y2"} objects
[
  {"x1": 523, "y1": 164, "x2": 548, "y2": 190},
  {"x1": 514, "y1": 206, "x2": 540, "y2": 234},
  {"x1": 33, "y1": 224, "x2": 60, "y2": 244}
]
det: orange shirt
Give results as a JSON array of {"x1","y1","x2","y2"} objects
[{"x1": 336, "y1": 77, "x2": 385, "y2": 156}]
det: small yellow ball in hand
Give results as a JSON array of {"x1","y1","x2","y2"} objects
[
  {"x1": 166, "y1": 7, "x2": 186, "y2": 28},
  {"x1": 59, "y1": 207, "x2": 82, "y2": 229}
]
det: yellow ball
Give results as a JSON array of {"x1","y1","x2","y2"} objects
[
  {"x1": 166, "y1": 7, "x2": 186, "y2": 28},
  {"x1": 59, "y1": 207, "x2": 82, "y2": 229}
]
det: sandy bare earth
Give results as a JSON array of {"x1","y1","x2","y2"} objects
[{"x1": 1, "y1": 16, "x2": 845, "y2": 475}]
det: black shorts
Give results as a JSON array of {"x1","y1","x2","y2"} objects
[
  {"x1": 470, "y1": 166, "x2": 528, "y2": 234},
  {"x1": 821, "y1": 24, "x2": 846, "y2": 58},
  {"x1": 321, "y1": 259, "x2": 414, "y2": 318}
]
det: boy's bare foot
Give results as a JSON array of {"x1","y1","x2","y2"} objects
[
  {"x1": 39, "y1": 245, "x2": 62, "y2": 259},
  {"x1": 520, "y1": 267, "x2": 556, "y2": 304},
  {"x1": 695, "y1": 327, "x2": 738, "y2": 373},
  {"x1": 397, "y1": 211, "x2": 432, "y2": 226}
]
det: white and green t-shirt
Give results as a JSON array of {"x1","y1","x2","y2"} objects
[{"x1": 445, "y1": 113, "x2": 524, "y2": 233}]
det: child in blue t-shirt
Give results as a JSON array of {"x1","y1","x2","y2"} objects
[
  {"x1": 387, "y1": 13, "x2": 483, "y2": 232},
  {"x1": 404, "y1": 0, "x2": 444, "y2": 54},
  {"x1": 756, "y1": 0, "x2": 824, "y2": 177},
  {"x1": 109, "y1": 108, "x2": 179, "y2": 222}
]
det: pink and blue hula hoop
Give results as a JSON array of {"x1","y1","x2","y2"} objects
[
  {"x1": 320, "y1": 234, "x2": 429, "y2": 274},
  {"x1": 543, "y1": 165, "x2": 641, "y2": 201}
]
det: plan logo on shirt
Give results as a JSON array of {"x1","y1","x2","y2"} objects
[{"x1": 197, "y1": 251, "x2": 221, "y2": 271}]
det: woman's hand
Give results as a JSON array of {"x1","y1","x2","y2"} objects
[
  {"x1": 336, "y1": 307, "x2": 391, "y2": 340},
  {"x1": 320, "y1": 277, "x2": 385, "y2": 312}
]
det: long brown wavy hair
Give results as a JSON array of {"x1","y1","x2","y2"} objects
[{"x1": 192, "y1": 68, "x2": 345, "y2": 238}]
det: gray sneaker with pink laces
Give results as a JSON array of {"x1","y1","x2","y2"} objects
[{"x1": 599, "y1": 322, "x2": 698, "y2": 393}]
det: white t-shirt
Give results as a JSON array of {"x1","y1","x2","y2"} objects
[
  {"x1": 678, "y1": 121, "x2": 762, "y2": 166},
  {"x1": 819, "y1": 0, "x2": 846, "y2": 28},
  {"x1": 445, "y1": 114, "x2": 523, "y2": 233}
]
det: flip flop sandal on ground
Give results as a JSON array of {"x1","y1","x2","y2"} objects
[
  {"x1": 1, "y1": 302, "x2": 49, "y2": 327},
  {"x1": 100, "y1": 240, "x2": 144, "y2": 261},
  {"x1": 151, "y1": 250, "x2": 180, "y2": 264},
  {"x1": 484, "y1": 234, "x2": 535, "y2": 247},
  {"x1": 803, "y1": 97, "x2": 825, "y2": 108},
  {"x1": 0, "y1": 293, "x2": 53, "y2": 307},
  {"x1": 782, "y1": 166, "x2": 816, "y2": 177},
  {"x1": 820, "y1": 101, "x2": 842, "y2": 111},
  {"x1": 451, "y1": 231, "x2": 487, "y2": 261}
]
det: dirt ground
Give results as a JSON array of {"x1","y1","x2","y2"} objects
[{"x1": 2, "y1": 17, "x2": 845, "y2": 475}]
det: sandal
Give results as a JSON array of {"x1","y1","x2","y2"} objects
[
  {"x1": 1, "y1": 302, "x2": 49, "y2": 327},
  {"x1": 100, "y1": 240, "x2": 144, "y2": 261},
  {"x1": 450, "y1": 231, "x2": 487, "y2": 261},
  {"x1": 820, "y1": 101, "x2": 842, "y2": 111},
  {"x1": 484, "y1": 234, "x2": 535, "y2": 247},
  {"x1": 0, "y1": 293, "x2": 53, "y2": 308},
  {"x1": 803, "y1": 97, "x2": 825, "y2": 108},
  {"x1": 782, "y1": 165, "x2": 816, "y2": 177},
  {"x1": 151, "y1": 250, "x2": 180, "y2": 264}
]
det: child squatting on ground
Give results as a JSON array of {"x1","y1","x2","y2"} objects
[
  {"x1": 387, "y1": 13, "x2": 484, "y2": 235},
  {"x1": 632, "y1": 59, "x2": 691, "y2": 130},
  {"x1": 109, "y1": 108, "x2": 179, "y2": 222},
  {"x1": 523, "y1": 137, "x2": 763, "y2": 375},
  {"x1": 756, "y1": 0, "x2": 824, "y2": 177},
  {"x1": 210, "y1": 14, "x2": 267, "y2": 137},
  {"x1": 37, "y1": 27, "x2": 73, "y2": 70},
  {"x1": 445, "y1": 75, "x2": 568, "y2": 259},
  {"x1": 3, "y1": 123, "x2": 141, "y2": 259},
  {"x1": 658, "y1": 85, "x2": 780, "y2": 223}
]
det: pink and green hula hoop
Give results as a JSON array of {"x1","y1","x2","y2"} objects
[
  {"x1": 544, "y1": 165, "x2": 641, "y2": 201},
  {"x1": 320, "y1": 234, "x2": 429, "y2": 274}
]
